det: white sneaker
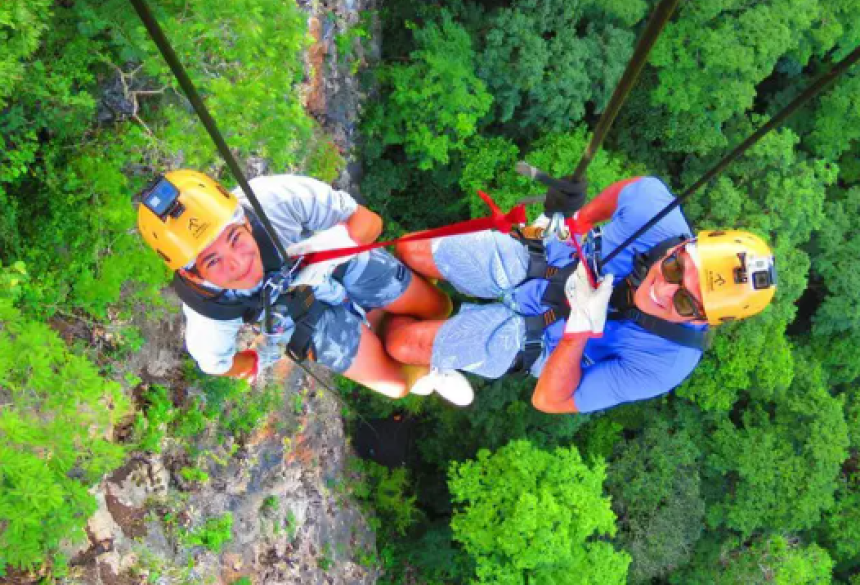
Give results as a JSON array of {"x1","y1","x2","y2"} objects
[
  {"x1": 409, "y1": 369, "x2": 474, "y2": 406},
  {"x1": 433, "y1": 370, "x2": 474, "y2": 407},
  {"x1": 409, "y1": 371, "x2": 436, "y2": 396}
]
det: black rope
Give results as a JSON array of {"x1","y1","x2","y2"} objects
[
  {"x1": 128, "y1": 0, "x2": 349, "y2": 401},
  {"x1": 569, "y1": 0, "x2": 681, "y2": 182},
  {"x1": 600, "y1": 43, "x2": 860, "y2": 269},
  {"x1": 129, "y1": 0, "x2": 288, "y2": 262}
]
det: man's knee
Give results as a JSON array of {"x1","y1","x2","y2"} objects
[
  {"x1": 384, "y1": 316, "x2": 437, "y2": 365},
  {"x1": 395, "y1": 240, "x2": 441, "y2": 278}
]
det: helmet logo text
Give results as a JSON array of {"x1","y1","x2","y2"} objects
[{"x1": 188, "y1": 217, "x2": 211, "y2": 239}]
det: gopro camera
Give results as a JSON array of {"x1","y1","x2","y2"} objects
[
  {"x1": 141, "y1": 177, "x2": 184, "y2": 221},
  {"x1": 747, "y1": 256, "x2": 776, "y2": 290}
]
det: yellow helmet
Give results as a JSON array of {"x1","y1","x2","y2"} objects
[
  {"x1": 695, "y1": 230, "x2": 776, "y2": 325},
  {"x1": 137, "y1": 170, "x2": 239, "y2": 270}
]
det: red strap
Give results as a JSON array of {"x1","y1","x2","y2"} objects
[
  {"x1": 300, "y1": 190, "x2": 528, "y2": 265},
  {"x1": 564, "y1": 217, "x2": 598, "y2": 289}
]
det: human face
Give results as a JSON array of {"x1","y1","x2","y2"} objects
[
  {"x1": 633, "y1": 244, "x2": 707, "y2": 324},
  {"x1": 191, "y1": 223, "x2": 263, "y2": 289}
]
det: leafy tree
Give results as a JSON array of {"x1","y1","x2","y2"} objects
[
  {"x1": 449, "y1": 439, "x2": 629, "y2": 584},
  {"x1": 606, "y1": 418, "x2": 706, "y2": 583},
  {"x1": 0, "y1": 264, "x2": 130, "y2": 573},
  {"x1": 673, "y1": 534, "x2": 834, "y2": 585},
  {"x1": 817, "y1": 472, "x2": 860, "y2": 569},
  {"x1": 702, "y1": 351, "x2": 848, "y2": 535},
  {"x1": 474, "y1": 0, "x2": 645, "y2": 133},
  {"x1": 806, "y1": 71, "x2": 860, "y2": 162},
  {"x1": 636, "y1": 0, "x2": 821, "y2": 154},
  {"x1": 806, "y1": 186, "x2": 860, "y2": 385},
  {"x1": 363, "y1": 11, "x2": 492, "y2": 170}
]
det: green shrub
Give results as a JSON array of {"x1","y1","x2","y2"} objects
[
  {"x1": 0, "y1": 263, "x2": 130, "y2": 574},
  {"x1": 449, "y1": 439, "x2": 629, "y2": 584},
  {"x1": 182, "y1": 513, "x2": 233, "y2": 553},
  {"x1": 364, "y1": 11, "x2": 492, "y2": 170}
]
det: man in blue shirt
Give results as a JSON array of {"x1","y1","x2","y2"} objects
[{"x1": 385, "y1": 177, "x2": 777, "y2": 413}]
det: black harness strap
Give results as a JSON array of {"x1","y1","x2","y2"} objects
[
  {"x1": 171, "y1": 207, "x2": 289, "y2": 323},
  {"x1": 609, "y1": 308, "x2": 710, "y2": 350},
  {"x1": 282, "y1": 286, "x2": 325, "y2": 362},
  {"x1": 508, "y1": 233, "x2": 580, "y2": 374},
  {"x1": 510, "y1": 234, "x2": 709, "y2": 374}
]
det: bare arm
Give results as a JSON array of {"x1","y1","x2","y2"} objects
[
  {"x1": 531, "y1": 333, "x2": 590, "y2": 414},
  {"x1": 220, "y1": 349, "x2": 258, "y2": 380},
  {"x1": 345, "y1": 205, "x2": 383, "y2": 245},
  {"x1": 577, "y1": 177, "x2": 642, "y2": 226}
]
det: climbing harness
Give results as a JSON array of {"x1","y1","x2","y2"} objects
[{"x1": 507, "y1": 231, "x2": 709, "y2": 375}]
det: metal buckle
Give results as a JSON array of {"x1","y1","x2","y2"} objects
[{"x1": 262, "y1": 257, "x2": 304, "y2": 303}]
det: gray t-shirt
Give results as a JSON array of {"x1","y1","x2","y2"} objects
[{"x1": 183, "y1": 175, "x2": 358, "y2": 374}]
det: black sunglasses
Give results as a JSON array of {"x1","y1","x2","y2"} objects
[{"x1": 660, "y1": 248, "x2": 707, "y2": 320}]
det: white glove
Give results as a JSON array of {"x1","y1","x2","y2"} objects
[
  {"x1": 286, "y1": 224, "x2": 359, "y2": 286},
  {"x1": 564, "y1": 263, "x2": 614, "y2": 337},
  {"x1": 531, "y1": 213, "x2": 551, "y2": 230}
]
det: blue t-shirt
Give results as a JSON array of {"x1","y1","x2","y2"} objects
[{"x1": 512, "y1": 177, "x2": 706, "y2": 413}]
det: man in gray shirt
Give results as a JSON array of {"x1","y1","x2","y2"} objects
[{"x1": 137, "y1": 170, "x2": 474, "y2": 405}]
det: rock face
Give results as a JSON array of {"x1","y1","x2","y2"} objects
[
  {"x1": 304, "y1": 0, "x2": 381, "y2": 198},
  {"x1": 64, "y1": 369, "x2": 377, "y2": 585},
  {"x1": 58, "y1": 1, "x2": 383, "y2": 583}
]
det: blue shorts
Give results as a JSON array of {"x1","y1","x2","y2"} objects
[
  {"x1": 430, "y1": 232, "x2": 531, "y2": 378},
  {"x1": 277, "y1": 249, "x2": 411, "y2": 373}
]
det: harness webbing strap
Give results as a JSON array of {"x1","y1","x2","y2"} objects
[
  {"x1": 609, "y1": 309, "x2": 710, "y2": 350},
  {"x1": 300, "y1": 190, "x2": 527, "y2": 266}
]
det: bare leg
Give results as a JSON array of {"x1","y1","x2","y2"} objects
[
  {"x1": 384, "y1": 271, "x2": 451, "y2": 320},
  {"x1": 343, "y1": 323, "x2": 410, "y2": 399},
  {"x1": 384, "y1": 315, "x2": 444, "y2": 366},
  {"x1": 396, "y1": 240, "x2": 443, "y2": 280}
]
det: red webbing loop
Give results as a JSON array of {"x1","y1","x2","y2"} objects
[
  {"x1": 300, "y1": 191, "x2": 528, "y2": 265},
  {"x1": 564, "y1": 217, "x2": 598, "y2": 289}
]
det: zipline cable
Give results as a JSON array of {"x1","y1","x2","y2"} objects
[
  {"x1": 128, "y1": 0, "x2": 347, "y2": 402},
  {"x1": 517, "y1": 0, "x2": 679, "y2": 229},
  {"x1": 568, "y1": 0, "x2": 680, "y2": 183},
  {"x1": 128, "y1": 0, "x2": 288, "y2": 263},
  {"x1": 600, "y1": 43, "x2": 860, "y2": 268}
]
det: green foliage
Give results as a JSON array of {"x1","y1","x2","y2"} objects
[
  {"x1": 349, "y1": 458, "x2": 420, "y2": 537},
  {"x1": 809, "y1": 186, "x2": 860, "y2": 385},
  {"x1": 364, "y1": 11, "x2": 492, "y2": 170},
  {"x1": 134, "y1": 384, "x2": 174, "y2": 453},
  {"x1": 0, "y1": 263, "x2": 130, "y2": 573},
  {"x1": 703, "y1": 351, "x2": 848, "y2": 535},
  {"x1": 475, "y1": 0, "x2": 644, "y2": 132},
  {"x1": 449, "y1": 440, "x2": 629, "y2": 584},
  {"x1": 639, "y1": 0, "x2": 821, "y2": 154},
  {"x1": 807, "y1": 71, "x2": 860, "y2": 161},
  {"x1": 607, "y1": 418, "x2": 705, "y2": 583},
  {"x1": 674, "y1": 534, "x2": 834, "y2": 585},
  {"x1": 179, "y1": 466, "x2": 210, "y2": 485},
  {"x1": 818, "y1": 472, "x2": 860, "y2": 566},
  {"x1": 182, "y1": 513, "x2": 234, "y2": 553}
]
